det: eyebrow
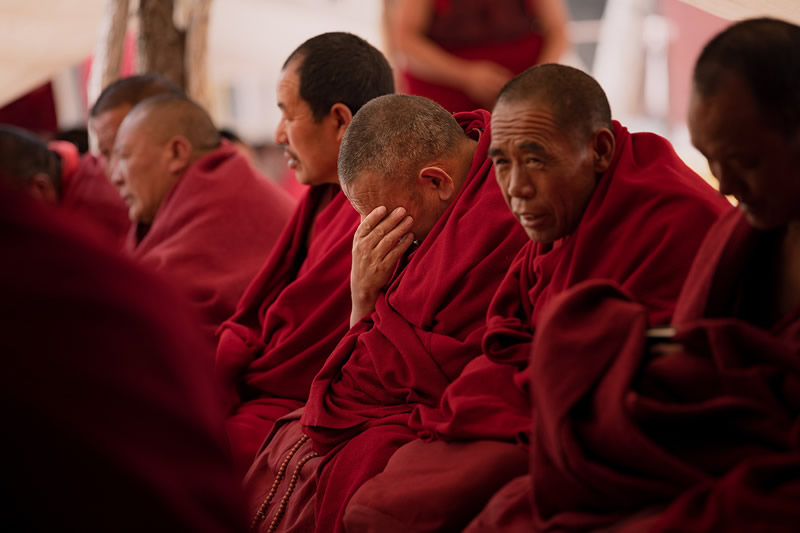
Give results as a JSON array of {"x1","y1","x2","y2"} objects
[{"x1": 519, "y1": 141, "x2": 547, "y2": 154}]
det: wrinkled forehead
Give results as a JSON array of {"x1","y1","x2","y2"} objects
[
  {"x1": 342, "y1": 171, "x2": 400, "y2": 215},
  {"x1": 490, "y1": 100, "x2": 569, "y2": 149}
]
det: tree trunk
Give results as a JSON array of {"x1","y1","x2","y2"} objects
[
  {"x1": 185, "y1": 0, "x2": 213, "y2": 111},
  {"x1": 138, "y1": 0, "x2": 186, "y2": 90}
]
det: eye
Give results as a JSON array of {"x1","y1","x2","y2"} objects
[{"x1": 492, "y1": 157, "x2": 509, "y2": 168}]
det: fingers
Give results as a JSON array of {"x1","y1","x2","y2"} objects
[
  {"x1": 357, "y1": 206, "x2": 388, "y2": 238},
  {"x1": 356, "y1": 206, "x2": 414, "y2": 251}
]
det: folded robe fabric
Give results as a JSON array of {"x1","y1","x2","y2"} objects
[
  {"x1": 49, "y1": 141, "x2": 131, "y2": 248},
  {"x1": 410, "y1": 121, "x2": 731, "y2": 445},
  {"x1": 0, "y1": 185, "x2": 246, "y2": 533},
  {"x1": 475, "y1": 207, "x2": 800, "y2": 532},
  {"x1": 127, "y1": 143, "x2": 295, "y2": 344},
  {"x1": 244, "y1": 110, "x2": 528, "y2": 533},
  {"x1": 216, "y1": 183, "x2": 360, "y2": 474}
]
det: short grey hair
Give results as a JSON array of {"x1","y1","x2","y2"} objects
[{"x1": 338, "y1": 94, "x2": 465, "y2": 186}]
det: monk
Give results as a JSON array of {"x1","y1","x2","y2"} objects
[
  {"x1": 0, "y1": 182, "x2": 246, "y2": 532},
  {"x1": 463, "y1": 18, "x2": 800, "y2": 532},
  {"x1": 214, "y1": 32, "x2": 394, "y2": 475},
  {"x1": 111, "y1": 94, "x2": 295, "y2": 343},
  {"x1": 344, "y1": 64, "x2": 731, "y2": 532},
  {"x1": 0, "y1": 124, "x2": 127, "y2": 245},
  {"x1": 242, "y1": 93, "x2": 528, "y2": 532}
]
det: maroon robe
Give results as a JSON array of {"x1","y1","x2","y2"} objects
[
  {"x1": 128, "y1": 143, "x2": 295, "y2": 343},
  {"x1": 345, "y1": 123, "x2": 730, "y2": 533},
  {"x1": 50, "y1": 141, "x2": 131, "y2": 247},
  {"x1": 469, "y1": 207, "x2": 800, "y2": 531},
  {"x1": 216, "y1": 184, "x2": 360, "y2": 474},
  {"x1": 0, "y1": 185, "x2": 246, "y2": 532},
  {"x1": 243, "y1": 110, "x2": 528, "y2": 532}
]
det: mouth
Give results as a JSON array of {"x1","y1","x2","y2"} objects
[
  {"x1": 283, "y1": 150, "x2": 299, "y2": 169},
  {"x1": 515, "y1": 212, "x2": 548, "y2": 229}
]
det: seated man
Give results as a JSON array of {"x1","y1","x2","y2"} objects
[
  {"x1": 0, "y1": 182, "x2": 246, "y2": 532},
  {"x1": 344, "y1": 64, "x2": 731, "y2": 532},
  {"x1": 243, "y1": 94, "x2": 528, "y2": 533},
  {"x1": 214, "y1": 32, "x2": 394, "y2": 475},
  {"x1": 464, "y1": 17, "x2": 800, "y2": 532},
  {"x1": 0, "y1": 124, "x2": 128, "y2": 246},
  {"x1": 111, "y1": 94, "x2": 295, "y2": 343}
]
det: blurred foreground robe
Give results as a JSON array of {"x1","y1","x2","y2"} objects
[
  {"x1": 467, "y1": 208, "x2": 800, "y2": 532},
  {"x1": 243, "y1": 110, "x2": 528, "y2": 533},
  {"x1": 49, "y1": 140, "x2": 131, "y2": 247},
  {"x1": 0, "y1": 185, "x2": 247, "y2": 533},
  {"x1": 129, "y1": 143, "x2": 295, "y2": 343},
  {"x1": 216, "y1": 183, "x2": 361, "y2": 474},
  {"x1": 344, "y1": 123, "x2": 730, "y2": 533}
]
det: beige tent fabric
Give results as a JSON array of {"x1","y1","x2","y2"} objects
[{"x1": 680, "y1": 0, "x2": 800, "y2": 25}]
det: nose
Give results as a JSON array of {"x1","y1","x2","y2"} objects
[
  {"x1": 274, "y1": 117, "x2": 288, "y2": 145},
  {"x1": 506, "y1": 164, "x2": 535, "y2": 199},
  {"x1": 709, "y1": 160, "x2": 736, "y2": 197},
  {"x1": 109, "y1": 160, "x2": 124, "y2": 189}
]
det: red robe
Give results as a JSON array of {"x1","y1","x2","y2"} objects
[
  {"x1": 0, "y1": 185, "x2": 246, "y2": 532},
  {"x1": 128, "y1": 143, "x2": 295, "y2": 343},
  {"x1": 411, "y1": 122, "x2": 730, "y2": 445},
  {"x1": 345, "y1": 122, "x2": 728, "y2": 533},
  {"x1": 215, "y1": 184, "x2": 360, "y2": 474},
  {"x1": 469, "y1": 207, "x2": 800, "y2": 531},
  {"x1": 243, "y1": 110, "x2": 528, "y2": 532},
  {"x1": 49, "y1": 141, "x2": 131, "y2": 248}
]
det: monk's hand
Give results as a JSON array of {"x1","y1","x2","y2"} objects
[
  {"x1": 350, "y1": 206, "x2": 415, "y2": 326},
  {"x1": 463, "y1": 60, "x2": 514, "y2": 109}
]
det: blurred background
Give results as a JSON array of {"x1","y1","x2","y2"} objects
[{"x1": 1, "y1": 0, "x2": 797, "y2": 193}]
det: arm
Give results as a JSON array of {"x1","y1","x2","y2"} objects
[
  {"x1": 531, "y1": 0, "x2": 570, "y2": 64},
  {"x1": 390, "y1": 0, "x2": 514, "y2": 108},
  {"x1": 350, "y1": 206, "x2": 415, "y2": 326}
]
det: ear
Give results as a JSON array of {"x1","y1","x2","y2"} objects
[
  {"x1": 29, "y1": 173, "x2": 59, "y2": 204},
  {"x1": 330, "y1": 103, "x2": 354, "y2": 143},
  {"x1": 418, "y1": 166, "x2": 456, "y2": 202},
  {"x1": 591, "y1": 128, "x2": 615, "y2": 174},
  {"x1": 164, "y1": 135, "x2": 193, "y2": 175}
]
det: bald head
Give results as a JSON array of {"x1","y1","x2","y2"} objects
[
  {"x1": 338, "y1": 94, "x2": 466, "y2": 187},
  {"x1": 89, "y1": 74, "x2": 185, "y2": 168},
  {"x1": 0, "y1": 125, "x2": 61, "y2": 201},
  {"x1": 90, "y1": 73, "x2": 184, "y2": 118},
  {"x1": 496, "y1": 64, "x2": 612, "y2": 145},
  {"x1": 110, "y1": 95, "x2": 220, "y2": 223},
  {"x1": 121, "y1": 94, "x2": 221, "y2": 156},
  {"x1": 339, "y1": 94, "x2": 476, "y2": 243}
]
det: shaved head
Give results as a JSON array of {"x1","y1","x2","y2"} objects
[
  {"x1": 122, "y1": 94, "x2": 221, "y2": 155},
  {"x1": 495, "y1": 64, "x2": 612, "y2": 145},
  {"x1": 90, "y1": 73, "x2": 184, "y2": 118},
  {"x1": 338, "y1": 94, "x2": 465, "y2": 186},
  {"x1": 694, "y1": 17, "x2": 800, "y2": 139},
  {"x1": 111, "y1": 95, "x2": 220, "y2": 223}
]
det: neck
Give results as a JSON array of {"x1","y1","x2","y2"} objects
[{"x1": 451, "y1": 137, "x2": 478, "y2": 192}]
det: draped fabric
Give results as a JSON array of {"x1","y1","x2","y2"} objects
[
  {"x1": 411, "y1": 122, "x2": 730, "y2": 445},
  {"x1": 127, "y1": 143, "x2": 295, "y2": 344},
  {"x1": 244, "y1": 110, "x2": 527, "y2": 533},
  {"x1": 216, "y1": 184, "x2": 360, "y2": 474},
  {"x1": 471, "y1": 208, "x2": 800, "y2": 532},
  {"x1": 1, "y1": 186, "x2": 246, "y2": 533},
  {"x1": 49, "y1": 141, "x2": 131, "y2": 248}
]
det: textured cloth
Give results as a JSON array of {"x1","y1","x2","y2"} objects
[
  {"x1": 0, "y1": 185, "x2": 246, "y2": 533},
  {"x1": 402, "y1": 0, "x2": 543, "y2": 113},
  {"x1": 411, "y1": 121, "x2": 730, "y2": 445},
  {"x1": 244, "y1": 110, "x2": 528, "y2": 533},
  {"x1": 50, "y1": 141, "x2": 131, "y2": 248},
  {"x1": 473, "y1": 207, "x2": 800, "y2": 532},
  {"x1": 216, "y1": 184, "x2": 360, "y2": 474},
  {"x1": 128, "y1": 143, "x2": 295, "y2": 343}
]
